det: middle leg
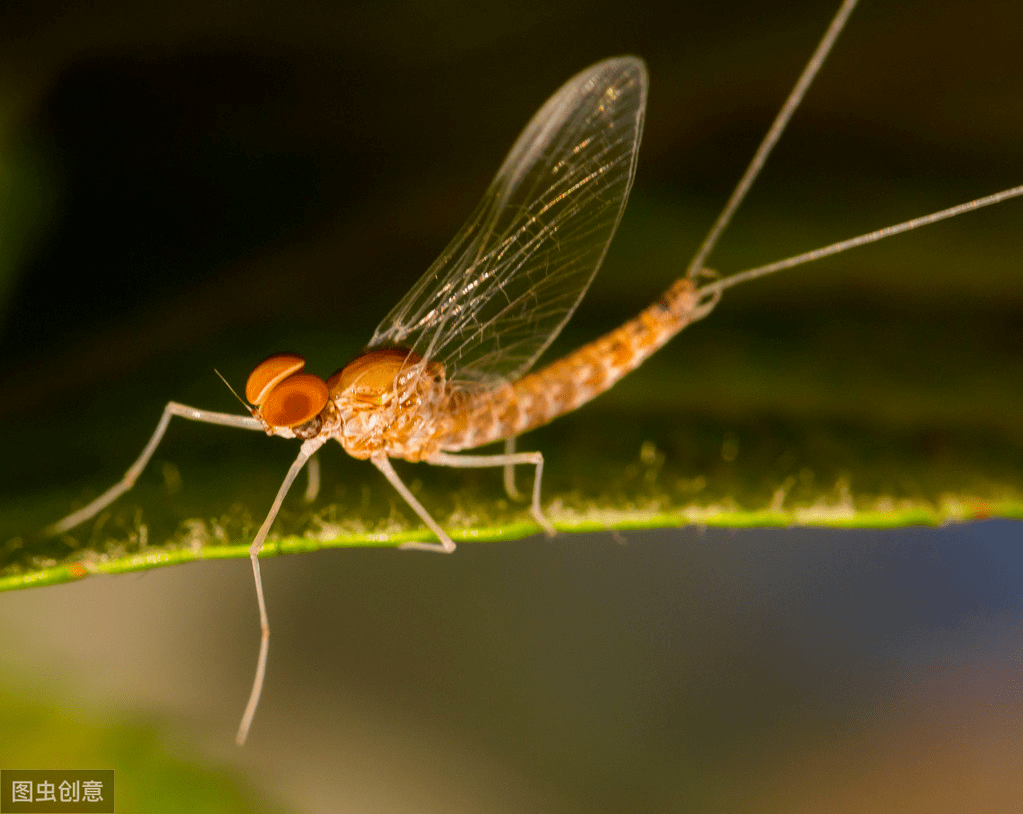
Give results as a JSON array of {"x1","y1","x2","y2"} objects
[{"x1": 428, "y1": 449, "x2": 554, "y2": 536}]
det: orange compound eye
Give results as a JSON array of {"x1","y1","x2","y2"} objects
[
  {"x1": 245, "y1": 353, "x2": 306, "y2": 405},
  {"x1": 260, "y1": 373, "x2": 329, "y2": 428}
]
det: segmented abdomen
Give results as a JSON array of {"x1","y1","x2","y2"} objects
[{"x1": 436, "y1": 278, "x2": 701, "y2": 451}]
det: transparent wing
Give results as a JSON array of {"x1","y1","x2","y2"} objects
[{"x1": 368, "y1": 56, "x2": 647, "y2": 391}]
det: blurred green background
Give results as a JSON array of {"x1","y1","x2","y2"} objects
[{"x1": 1, "y1": 0, "x2": 1021, "y2": 811}]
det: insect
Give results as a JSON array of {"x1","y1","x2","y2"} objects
[{"x1": 45, "y1": 0, "x2": 1023, "y2": 745}]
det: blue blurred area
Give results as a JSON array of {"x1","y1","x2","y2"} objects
[{"x1": 2, "y1": 520, "x2": 1019, "y2": 812}]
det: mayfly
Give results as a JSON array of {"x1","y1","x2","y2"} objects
[{"x1": 46, "y1": 0, "x2": 1023, "y2": 745}]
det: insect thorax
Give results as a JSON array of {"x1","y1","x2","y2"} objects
[{"x1": 329, "y1": 349, "x2": 450, "y2": 462}]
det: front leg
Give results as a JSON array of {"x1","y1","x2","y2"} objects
[
  {"x1": 236, "y1": 436, "x2": 325, "y2": 745},
  {"x1": 45, "y1": 402, "x2": 262, "y2": 537}
]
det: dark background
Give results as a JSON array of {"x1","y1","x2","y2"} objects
[
  {"x1": 1, "y1": 0, "x2": 1021, "y2": 811},
  {"x1": 2, "y1": 0, "x2": 1022, "y2": 420}
]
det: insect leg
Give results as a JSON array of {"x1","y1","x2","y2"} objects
[
  {"x1": 372, "y1": 453, "x2": 457, "y2": 553},
  {"x1": 44, "y1": 402, "x2": 262, "y2": 537},
  {"x1": 428, "y1": 450, "x2": 555, "y2": 537},
  {"x1": 502, "y1": 437, "x2": 522, "y2": 500},
  {"x1": 303, "y1": 453, "x2": 321, "y2": 503},
  {"x1": 236, "y1": 436, "x2": 325, "y2": 746}
]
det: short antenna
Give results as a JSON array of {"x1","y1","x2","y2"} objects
[{"x1": 215, "y1": 369, "x2": 253, "y2": 413}]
